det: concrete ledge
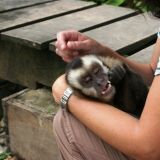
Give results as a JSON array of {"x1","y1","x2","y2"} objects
[{"x1": 2, "y1": 88, "x2": 59, "y2": 160}]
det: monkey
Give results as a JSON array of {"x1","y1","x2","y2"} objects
[{"x1": 65, "y1": 54, "x2": 148, "y2": 117}]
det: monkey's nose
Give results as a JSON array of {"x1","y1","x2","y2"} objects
[{"x1": 96, "y1": 78, "x2": 106, "y2": 86}]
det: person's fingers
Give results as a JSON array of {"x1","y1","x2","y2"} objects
[
  {"x1": 56, "y1": 48, "x2": 73, "y2": 62},
  {"x1": 72, "y1": 51, "x2": 79, "y2": 56},
  {"x1": 55, "y1": 48, "x2": 68, "y2": 57},
  {"x1": 55, "y1": 48, "x2": 58, "y2": 54},
  {"x1": 56, "y1": 46, "x2": 82, "y2": 63},
  {"x1": 57, "y1": 30, "x2": 83, "y2": 50},
  {"x1": 67, "y1": 40, "x2": 89, "y2": 51},
  {"x1": 62, "y1": 51, "x2": 78, "y2": 62},
  {"x1": 57, "y1": 32, "x2": 68, "y2": 50},
  {"x1": 62, "y1": 56, "x2": 73, "y2": 62}
]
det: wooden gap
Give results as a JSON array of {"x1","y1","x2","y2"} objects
[
  {"x1": 117, "y1": 34, "x2": 157, "y2": 56},
  {"x1": 42, "y1": 11, "x2": 140, "y2": 49},
  {"x1": 80, "y1": 11, "x2": 140, "y2": 32}
]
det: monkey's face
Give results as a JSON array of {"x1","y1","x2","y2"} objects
[{"x1": 66, "y1": 55, "x2": 116, "y2": 102}]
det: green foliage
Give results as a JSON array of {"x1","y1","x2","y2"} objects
[
  {"x1": 86, "y1": 0, "x2": 125, "y2": 5},
  {"x1": 85, "y1": 0, "x2": 147, "y2": 12},
  {"x1": 132, "y1": 0, "x2": 147, "y2": 12},
  {"x1": 105, "y1": 0, "x2": 125, "y2": 6},
  {"x1": 0, "y1": 152, "x2": 11, "y2": 160}
]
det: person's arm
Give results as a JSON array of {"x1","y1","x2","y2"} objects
[
  {"x1": 95, "y1": 44, "x2": 154, "y2": 85},
  {"x1": 113, "y1": 38, "x2": 160, "y2": 85},
  {"x1": 53, "y1": 38, "x2": 160, "y2": 160}
]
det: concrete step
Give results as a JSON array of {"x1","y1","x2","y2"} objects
[{"x1": 2, "y1": 88, "x2": 59, "y2": 160}]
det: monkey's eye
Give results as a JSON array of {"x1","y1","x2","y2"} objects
[
  {"x1": 93, "y1": 67, "x2": 101, "y2": 74},
  {"x1": 83, "y1": 76, "x2": 92, "y2": 83}
]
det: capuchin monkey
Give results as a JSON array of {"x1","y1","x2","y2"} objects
[{"x1": 65, "y1": 54, "x2": 148, "y2": 117}]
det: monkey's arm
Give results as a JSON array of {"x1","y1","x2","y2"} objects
[
  {"x1": 113, "y1": 68, "x2": 148, "y2": 117},
  {"x1": 108, "y1": 64, "x2": 126, "y2": 84}
]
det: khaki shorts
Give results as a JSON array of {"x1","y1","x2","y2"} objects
[{"x1": 53, "y1": 109, "x2": 133, "y2": 160}]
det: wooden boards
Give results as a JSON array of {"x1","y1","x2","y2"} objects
[
  {"x1": 1, "y1": 5, "x2": 135, "y2": 49},
  {"x1": 84, "y1": 13, "x2": 160, "y2": 54},
  {"x1": 0, "y1": 0, "x2": 96, "y2": 32}
]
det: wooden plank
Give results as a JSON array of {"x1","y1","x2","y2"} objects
[
  {"x1": 1, "y1": 5, "x2": 136, "y2": 49},
  {"x1": 83, "y1": 13, "x2": 160, "y2": 55},
  {"x1": 0, "y1": 0, "x2": 56, "y2": 12},
  {"x1": 0, "y1": 40, "x2": 66, "y2": 88},
  {"x1": 128, "y1": 44, "x2": 154, "y2": 63},
  {"x1": 2, "y1": 88, "x2": 59, "y2": 160},
  {"x1": 0, "y1": 0, "x2": 96, "y2": 32},
  {"x1": 49, "y1": 14, "x2": 158, "y2": 54}
]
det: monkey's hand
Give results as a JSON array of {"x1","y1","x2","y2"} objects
[{"x1": 108, "y1": 65, "x2": 126, "y2": 84}]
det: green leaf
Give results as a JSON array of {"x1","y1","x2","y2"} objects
[
  {"x1": 106, "y1": 0, "x2": 125, "y2": 6},
  {"x1": 0, "y1": 152, "x2": 11, "y2": 160},
  {"x1": 133, "y1": 0, "x2": 147, "y2": 12}
]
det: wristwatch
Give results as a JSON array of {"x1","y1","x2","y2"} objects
[
  {"x1": 154, "y1": 57, "x2": 160, "y2": 76},
  {"x1": 60, "y1": 87, "x2": 73, "y2": 111}
]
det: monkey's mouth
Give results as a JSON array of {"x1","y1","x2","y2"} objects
[{"x1": 101, "y1": 81, "x2": 113, "y2": 96}]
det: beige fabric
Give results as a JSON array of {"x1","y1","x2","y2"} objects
[{"x1": 53, "y1": 109, "x2": 133, "y2": 160}]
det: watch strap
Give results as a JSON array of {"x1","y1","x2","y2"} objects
[
  {"x1": 157, "y1": 28, "x2": 160, "y2": 38},
  {"x1": 60, "y1": 87, "x2": 73, "y2": 111},
  {"x1": 154, "y1": 57, "x2": 160, "y2": 76}
]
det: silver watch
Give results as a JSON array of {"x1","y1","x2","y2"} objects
[
  {"x1": 154, "y1": 57, "x2": 160, "y2": 76},
  {"x1": 60, "y1": 87, "x2": 73, "y2": 111}
]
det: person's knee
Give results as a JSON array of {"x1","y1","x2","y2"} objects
[
  {"x1": 53, "y1": 109, "x2": 78, "y2": 145},
  {"x1": 53, "y1": 109, "x2": 79, "y2": 159}
]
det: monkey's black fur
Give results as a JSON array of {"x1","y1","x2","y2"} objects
[{"x1": 110, "y1": 64, "x2": 148, "y2": 117}]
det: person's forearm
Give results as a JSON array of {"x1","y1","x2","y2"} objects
[
  {"x1": 67, "y1": 76, "x2": 160, "y2": 160},
  {"x1": 68, "y1": 96, "x2": 140, "y2": 159}
]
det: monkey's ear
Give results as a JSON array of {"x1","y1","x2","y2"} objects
[
  {"x1": 97, "y1": 56, "x2": 110, "y2": 68},
  {"x1": 66, "y1": 57, "x2": 83, "y2": 72}
]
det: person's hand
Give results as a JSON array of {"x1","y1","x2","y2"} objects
[
  {"x1": 52, "y1": 74, "x2": 68, "y2": 104},
  {"x1": 55, "y1": 30, "x2": 104, "y2": 62}
]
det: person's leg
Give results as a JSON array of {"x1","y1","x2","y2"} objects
[{"x1": 53, "y1": 109, "x2": 133, "y2": 160}]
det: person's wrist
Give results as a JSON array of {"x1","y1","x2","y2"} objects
[
  {"x1": 52, "y1": 74, "x2": 68, "y2": 103},
  {"x1": 97, "y1": 44, "x2": 108, "y2": 56}
]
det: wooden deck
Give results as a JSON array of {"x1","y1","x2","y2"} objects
[
  {"x1": 0, "y1": 0, "x2": 160, "y2": 159},
  {"x1": 0, "y1": 0, "x2": 159, "y2": 89}
]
